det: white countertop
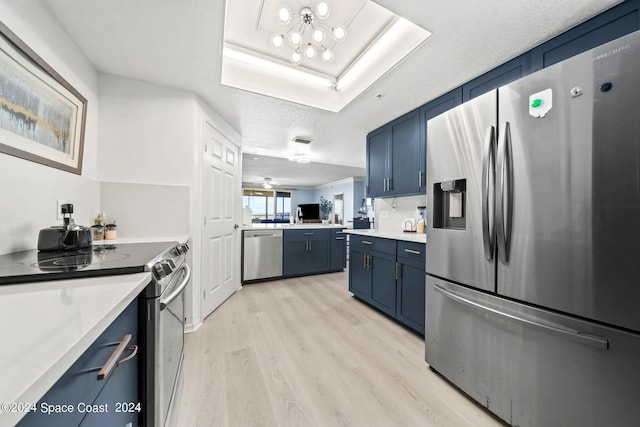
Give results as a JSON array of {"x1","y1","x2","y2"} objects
[
  {"x1": 0, "y1": 273, "x2": 150, "y2": 426},
  {"x1": 345, "y1": 229, "x2": 427, "y2": 243},
  {"x1": 242, "y1": 224, "x2": 348, "y2": 230},
  {"x1": 92, "y1": 235, "x2": 190, "y2": 245}
]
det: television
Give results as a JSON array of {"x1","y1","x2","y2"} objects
[{"x1": 298, "y1": 203, "x2": 320, "y2": 222}]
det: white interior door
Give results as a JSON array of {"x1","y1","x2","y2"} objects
[{"x1": 201, "y1": 120, "x2": 240, "y2": 319}]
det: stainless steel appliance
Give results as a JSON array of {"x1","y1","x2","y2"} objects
[
  {"x1": 425, "y1": 30, "x2": 640, "y2": 426},
  {"x1": 142, "y1": 242, "x2": 190, "y2": 427},
  {"x1": 242, "y1": 229, "x2": 283, "y2": 282}
]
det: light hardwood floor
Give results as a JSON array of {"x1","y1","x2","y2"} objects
[{"x1": 176, "y1": 271, "x2": 505, "y2": 427}]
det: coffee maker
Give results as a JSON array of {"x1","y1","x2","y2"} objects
[{"x1": 38, "y1": 203, "x2": 92, "y2": 251}]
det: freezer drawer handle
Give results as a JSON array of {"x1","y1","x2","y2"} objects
[
  {"x1": 160, "y1": 264, "x2": 191, "y2": 310},
  {"x1": 433, "y1": 284, "x2": 609, "y2": 350}
]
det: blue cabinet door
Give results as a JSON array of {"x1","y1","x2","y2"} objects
[
  {"x1": 369, "y1": 251, "x2": 397, "y2": 317},
  {"x1": 389, "y1": 109, "x2": 420, "y2": 196},
  {"x1": 78, "y1": 346, "x2": 139, "y2": 427},
  {"x1": 330, "y1": 229, "x2": 347, "y2": 271},
  {"x1": 349, "y1": 248, "x2": 370, "y2": 300},
  {"x1": 396, "y1": 258, "x2": 426, "y2": 335},
  {"x1": 366, "y1": 126, "x2": 390, "y2": 198},
  {"x1": 531, "y1": 0, "x2": 640, "y2": 70},
  {"x1": 283, "y1": 235, "x2": 307, "y2": 276},
  {"x1": 462, "y1": 53, "x2": 532, "y2": 102},
  {"x1": 306, "y1": 230, "x2": 330, "y2": 273}
]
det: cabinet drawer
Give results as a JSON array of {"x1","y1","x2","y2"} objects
[
  {"x1": 284, "y1": 228, "x2": 330, "y2": 241},
  {"x1": 349, "y1": 234, "x2": 396, "y2": 255},
  {"x1": 397, "y1": 241, "x2": 426, "y2": 264},
  {"x1": 18, "y1": 299, "x2": 139, "y2": 427}
]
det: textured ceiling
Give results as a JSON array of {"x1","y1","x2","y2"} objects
[
  {"x1": 242, "y1": 153, "x2": 365, "y2": 189},
  {"x1": 42, "y1": 0, "x2": 622, "y2": 187}
]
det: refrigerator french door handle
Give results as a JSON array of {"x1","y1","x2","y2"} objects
[
  {"x1": 496, "y1": 122, "x2": 514, "y2": 263},
  {"x1": 482, "y1": 126, "x2": 496, "y2": 261},
  {"x1": 433, "y1": 284, "x2": 609, "y2": 350}
]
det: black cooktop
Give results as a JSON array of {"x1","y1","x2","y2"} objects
[{"x1": 0, "y1": 241, "x2": 177, "y2": 285}]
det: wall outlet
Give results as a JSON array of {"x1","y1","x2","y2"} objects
[
  {"x1": 56, "y1": 200, "x2": 66, "y2": 220},
  {"x1": 380, "y1": 210, "x2": 390, "y2": 219}
]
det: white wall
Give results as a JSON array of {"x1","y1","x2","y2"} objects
[
  {"x1": 98, "y1": 73, "x2": 196, "y2": 185},
  {"x1": 0, "y1": 1, "x2": 100, "y2": 254}
]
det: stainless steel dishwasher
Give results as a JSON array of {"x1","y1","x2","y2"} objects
[{"x1": 242, "y1": 229, "x2": 283, "y2": 282}]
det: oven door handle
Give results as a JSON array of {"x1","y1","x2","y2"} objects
[{"x1": 160, "y1": 264, "x2": 190, "y2": 310}]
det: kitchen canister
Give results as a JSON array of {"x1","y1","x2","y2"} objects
[{"x1": 105, "y1": 223, "x2": 117, "y2": 240}]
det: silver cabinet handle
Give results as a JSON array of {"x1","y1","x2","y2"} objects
[
  {"x1": 362, "y1": 240, "x2": 372, "y2": 245},
  {"x1": 496, "y1": 122, "x2": 514, "y2": 263},
  {"x1": 98, "y1": 335, "x2": 138, "y2": 380},
  {"x1": 309, "y1": 240, "x2": 312, "y2": 251},
  {"x1": 395, "y1": 262, "x2": 399, "y2": 280},
  {"x1": 160, "y1": 264, "x2": 191, "y2": 310},
  {"x1": 418, "y1": 170, "x2": 422, "y2": 188},
  {"x1": 434, "y1": 284, "x2": 609, "y2": 350},
  {"x1": 363, "y1": 253, "x2": 367, "y2": 270},
  {"x1": 404, "y1": 249, "x2": 421, "y2": 255},
  {"x1": 304, "y1": 232, "x2": 315, "y2": 235},
  {"x1": 335, "y1": 237, "x2": 345, "y2": 240},
  {"x1": 305, "y1": 240, "x2": 309, "y2": 251},
  {"x1": 482, "y1": 125, "x2": 496, "y2": 261}
]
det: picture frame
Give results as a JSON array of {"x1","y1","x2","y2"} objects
[{"x1": 0, "y1": 21, "x2": 87, "y2": 175}]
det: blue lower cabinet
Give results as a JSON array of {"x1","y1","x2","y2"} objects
[
  {"x1": 18, "y1": 299, "x2": 139, "y2": 427},
  {"x1": 348, "y1": 236, "x2": 426, "y2": 335},
  {"x1": 283, "y1": 229, "x2": 330, "y2": 277}
]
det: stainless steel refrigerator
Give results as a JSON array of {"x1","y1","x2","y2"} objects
[{"x1": 425, "y1": 30, "x2": 640, "y2": 427}]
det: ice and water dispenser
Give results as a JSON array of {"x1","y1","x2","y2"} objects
[{"x1": 433, "y1": 179, "x2": 466, "y2": 229}]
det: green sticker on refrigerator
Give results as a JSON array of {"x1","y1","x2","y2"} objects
[{"x1": 529, "y1": 89, "x2": 552, "y2": 118}]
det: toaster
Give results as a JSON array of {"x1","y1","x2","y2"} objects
[{"x1": 38, "y1": 203, "x2": 92, "y2": 252}]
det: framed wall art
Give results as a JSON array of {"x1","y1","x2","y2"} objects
[{"x1": 0, "y1": 21, "x2": 87, "y2": 175}]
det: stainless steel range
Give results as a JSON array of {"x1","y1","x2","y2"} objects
[{"x1": 142, "y1": 241, "x2": 190, "y2": 427}]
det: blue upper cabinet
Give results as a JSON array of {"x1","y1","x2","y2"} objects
[
  {"x1": 389, "y1": 109, "x2": 421, "y2": 197},
  {"x1": 366, "y1": 126, "x2": 390, "y2": 198},
  {"x1": 367, "y1": 0, "x2": 639, "y2": 199},
  {"x1": 366, "y1": 109, "x2": 421, "y2": 198},
  {"x1": 531, "y1": 0, "x2": 640, "y2": 70},
  {"x1": 462, "y1": 53, "x2": 532, "y2": 102}
]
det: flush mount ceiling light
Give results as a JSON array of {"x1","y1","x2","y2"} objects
[
  {"x1": 271, "y1": 2, "x2": 347, "y2": 65},
  {"x1": 263, "y1": 178, "x2": 273, "y2": 189}
]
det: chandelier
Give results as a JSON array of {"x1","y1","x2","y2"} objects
[{"x1": 270, "y1": 2, "x2": 347, "y2": 65}]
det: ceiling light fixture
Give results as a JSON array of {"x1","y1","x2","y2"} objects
[
  {"x1": 271, "y1": 2, "x2": 347, "y2": 65},
  {"x1": 263, "y1": 178, "x2": 273, "y2": 189}
]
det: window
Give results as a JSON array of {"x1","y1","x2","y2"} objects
[{"x1": 243, "y1": 189, "x2": 291, "y2": 222}]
